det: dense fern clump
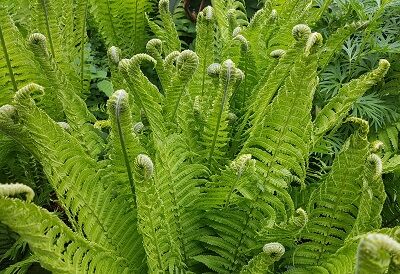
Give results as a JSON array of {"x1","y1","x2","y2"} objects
[{"x1": 1, "y1": 0, "x2": 400, "y2": 273}]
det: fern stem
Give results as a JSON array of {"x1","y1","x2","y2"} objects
[
  {"x1": 39, "y1": 0, "x2": 56, "y2": 58},
  {"x1": 115, "y1": 93, "x2": 136, "y2": 200},
  {"x1": 0, "y1": 23, "x2": 17, "y2": 91}
]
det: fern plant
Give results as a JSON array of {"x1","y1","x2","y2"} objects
[{"x1": 0, "y1": 0, "x2": 399, "y2": 273}]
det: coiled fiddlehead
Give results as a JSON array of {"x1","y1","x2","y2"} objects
[
  {"x1": 135, "y1": 154, "x2": 154, "y2": 180},
  {"x1": 270, "y1": 49, "x2": 286, "y2": 59},
  {"x1": 292, "y1": 24, "x2": 312, "y2": 41},
  {"x1": 239, "y1": 242, "x2": 285, "y2": 274},
  {"x1": 107, "y1": 46, "x2": 121, "y2": 65},
  {"x1": 0, "y1": 183, "x2": 34, "y2": 202},
  {"x1": 356, "y1": 233, "x2": 400, "y2": 274},
  {"x1": 368, "y1": 153, "x2": 383, "y2": 180},
  {"x1": 165, "y1": 50, "x2": 199, "y2": 123}
]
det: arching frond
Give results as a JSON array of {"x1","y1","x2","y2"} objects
[
  {"x1": 0, "y1": 197, "x2": 132, "y2": 274},
  {"x1": 313, "y1": 59, "x2": 390, "y2": 143},
  {"x1": 0, "y1": 84, "x2": 146, "y2": 270},
  {"x1": 292, "y1": 118, "x2": 373, "y2": 268}
]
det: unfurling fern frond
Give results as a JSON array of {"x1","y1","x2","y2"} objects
[
  {"x1": 239, "y1": 243, "x2": 285, "y2": 274},
  {"x1": 201, "y1": 59, "x2": 243, "y2": 170},
  {"x1": 0, "y1": 83, "x2": 146, "y2": 271},
  {"x1": 164, "y1": 50, "x2": 198, "y2": 124},
  {"x1": 119, "y1": 54, "x2": 166, "y2": 140},
  {"x1": 242, "y1": 25, "x2": 321, "y2": 188},
  {"x1": 28, "y1": 33, "x2": 105, "y2": 160},
  {"x1": 188, "y1": 6, "x2": 216, "y2": 99},
  {"x1": 355, "y1": 233, "x2": 400, "y2": 274},
  {"x1": 291, "y1": 118, "x2": 385, "y2": 269},
  {"x1": 0, "y1": 6, "x2": 41, "y2": 106},
  {"x1": 107, "y1": 89, "x2": 146, "y2": 199},
  {"x1": 313, "y1": 59, "x2": 390, "y2": 143},
  {"x1": 147, "y1": 0, "x2": 181, "y2": 55},
  {"x1": 133, "y1": 153, "x2": 182, "y2": 273}
]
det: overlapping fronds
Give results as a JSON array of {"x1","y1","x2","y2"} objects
[
  {"x1": 313, "y1": 59, "x2": 390, "y2": 143},
  {"x1": 201, "y1": 59, "x2": 243, "y2": 170},
  {"x1": 291, "y1": 118, "x2": 384, "y2": 268},
  {"x1": 0, "y1": 6, "x2": 41, "y2": 106},
  {"x1": 0, "y1": 84, "x2": 146, "y2": 271},
  {"x1": 0, "y1": 1, "x2": 398, "y2": 273},
  {"x1": 89, "y1": 0, "x2": 151, "y2": 55},
  {"x1": 119, "y1": 54, "x2": 166, "y2": 141},
  {"x1": 242, "y1": 25, "x2": 321, "y2": 187},
  {"x1": 0, "y1": 197, "x2": 132, "y2": 274}
]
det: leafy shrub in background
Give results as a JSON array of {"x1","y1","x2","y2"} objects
[{"x1": 1, "y1": 0, "x2": 400, "y2": 273}]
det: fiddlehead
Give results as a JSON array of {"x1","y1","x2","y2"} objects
[
  {"x1": 292, "y1": 24, "x2": 312, "y2": 41},
  {"x1": 239, "y1": 243, "x2": 285, "y2": 274},
  {"x1": 118, "y1": 53, "x2": 165, "y2": 140},
  {"x1": 0, "y1": 183, "x2": 34, "y2": 202},
  {"x1": 135, "y1": 154, "x2": 154, "y2": 180},
  {"x1": 270, "y1": 49, "x2": 286, "y2": 59},
  {"x1": 356, "y1": 234, "x2": 400, "y2": 274},
  {"x1": 203, "y1": 59, "x2": 243, "y2": 170}
]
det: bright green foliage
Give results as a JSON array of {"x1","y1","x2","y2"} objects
[
  {"x1": 147, "y1": 0, "x2": 181, "y2": 55},
  {"x1": 0, "y1": 198, "x2": 132, "y2": 274},
  {"x1": 313, "y1": 59, "x2": 390, "y2": 143},
  {"x1": 0, "y1": 5, "x2": 41, "y2": 106},
  {"x1": 0, "y1": 0, "x2": 398, "y2": 273},
  {"x1": 89, "y1": 0, "x2": 151, "y2": 55}
]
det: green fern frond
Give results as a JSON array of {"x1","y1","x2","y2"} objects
[
  {"x1": 188, "y1": 6, "x2": 216, "y2": 99},
  {"x1": 318, "y1": 21, "x2": 368, "y2": 70},
  {"x1": 147, "y1": 0, "x2": 181, "y2": 55},
  {"x1": 0, "y1": 83, "x2": 146, "y2": 270},
  {"x1": 292, "y1": 118, "x2": 373, "y2": 267},
  {"x1": 0, "y1": 197, "x2": 132, "y2": 274},
  {"x1": 89, "y1": 0, "x2": 151, "y2": 55},
  {"x1": 313, "y1": 59, "x2": 390, "y2": 143},
  {"x1": 201, "y1": 59, "x2": 243, "y2": 170},
  {"x1": 153, "y1": 134, "x2": 209, "y2": 269},
  {"x1": 133, "y1": 153, "x2": 186, "y2": 272},
  {"x1": 0, "y1": 6, "x2": 41, "y2": 105},
  {"x1": 146, "y1": 39, "x2": 171, "y2": 92},
  {"x1": 164, "y1": 50, "x2": 198, "y2": 124}
]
